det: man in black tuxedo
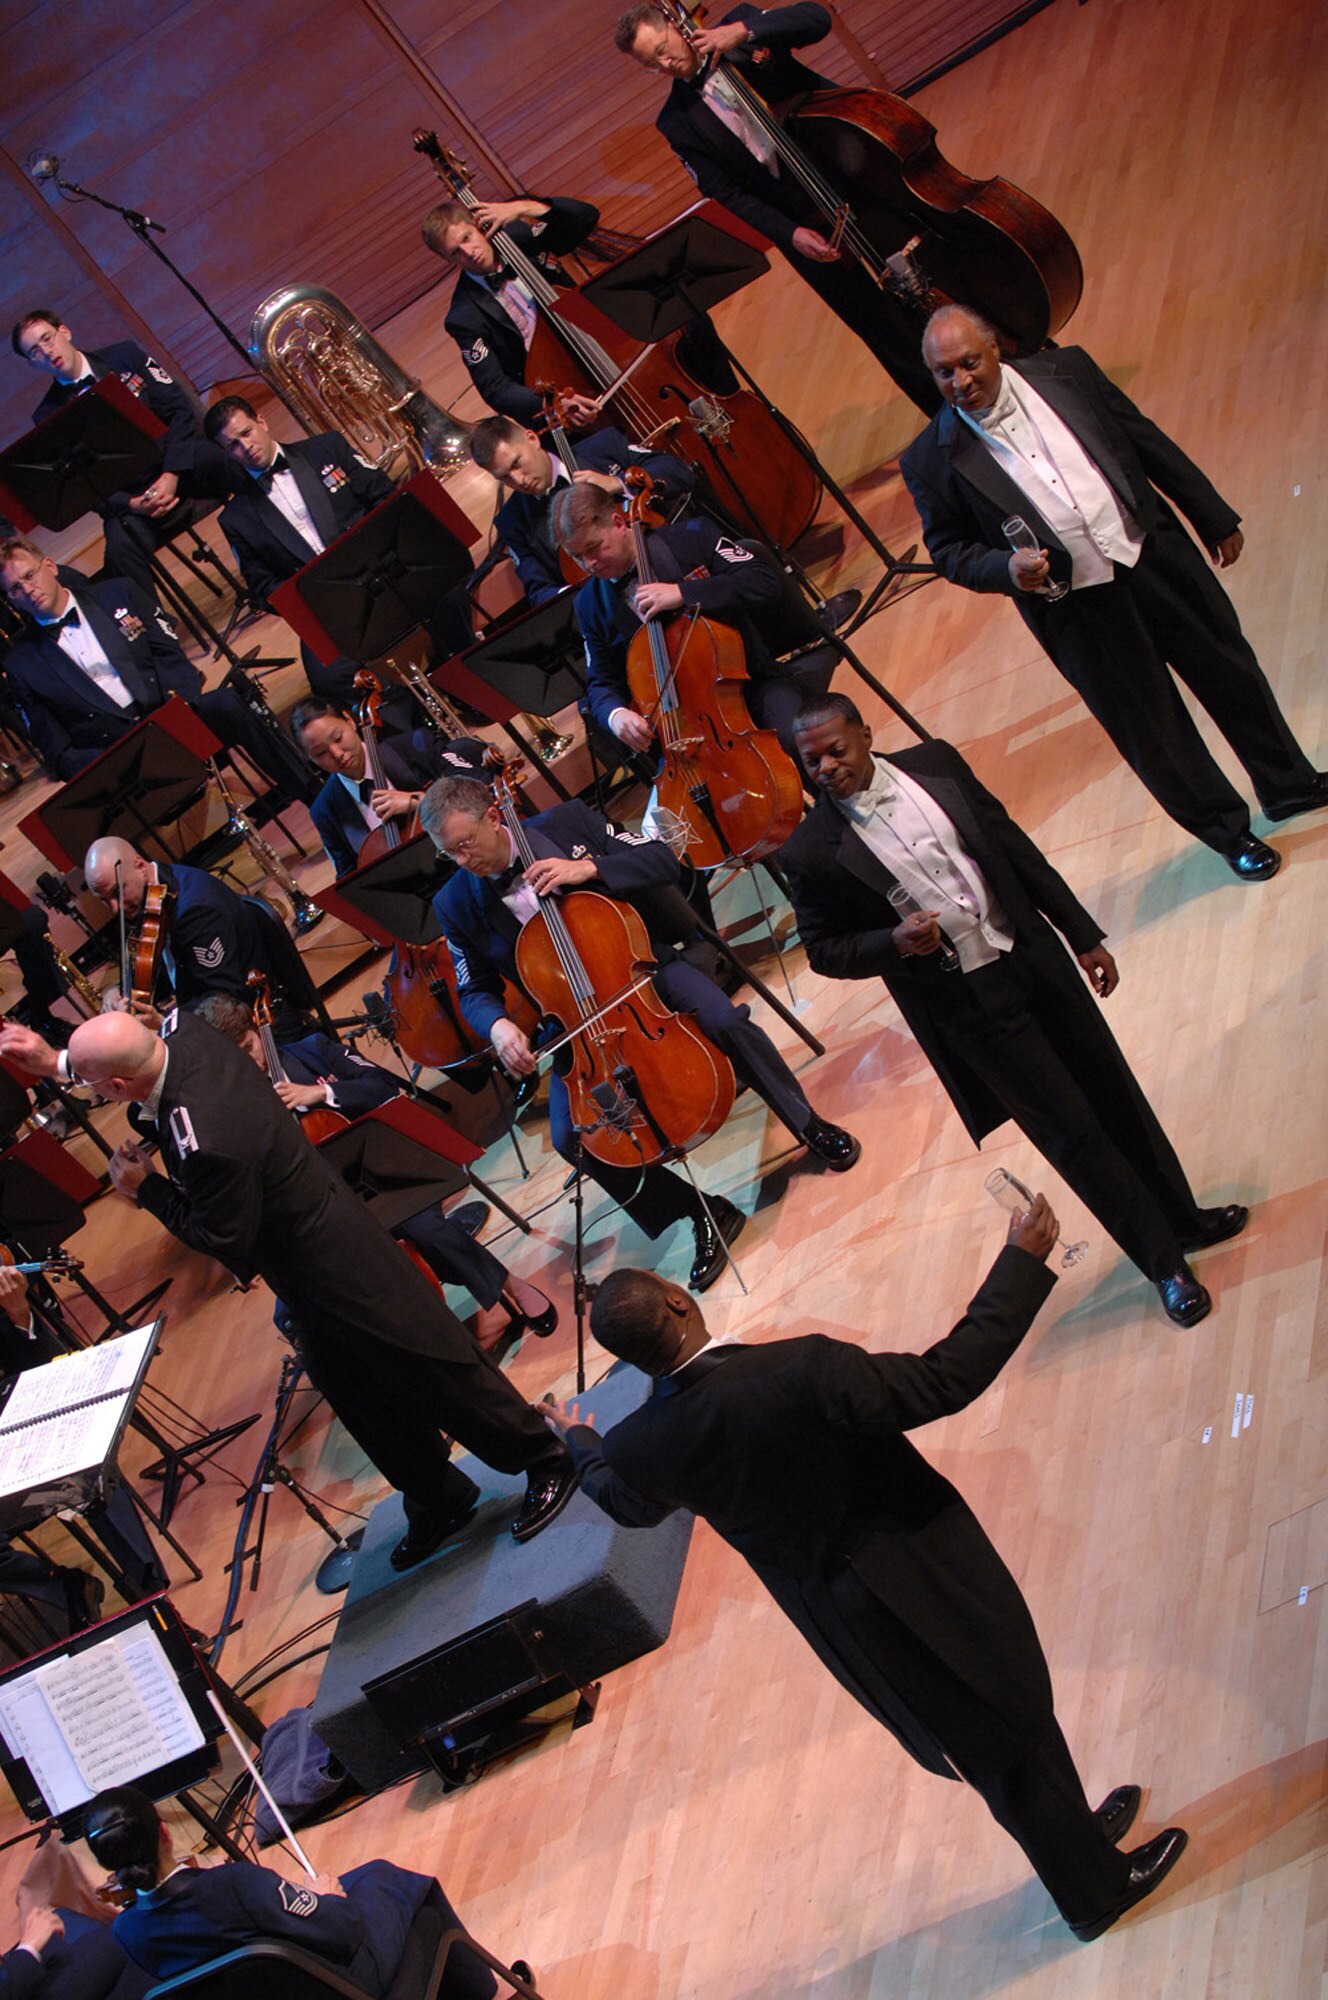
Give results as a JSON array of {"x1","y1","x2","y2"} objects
[
  {"x1": 422, "y1": 776, "x2": 859, "y2": 1291},
  {"x1": 614, "y1": 3, "x2": 940, "y2": 413},
  {"x1": 422, "y1": 195, "x2": 603, "y2": 426},
  {"x1": 469, "y1": 414, "x2": 696, "y2": 608},
  {"x1": 12, "y1": 309, "x2": 244, "y2": 604},
  {"x1": 34, "y1": 1011, "x2": 576, "y2": 1564},
  {"x1": 288, "y1": 697, "x2": 488, "y2": 876},
  {"x1": 900, "y1": 306, "x2": 1327, "y2": 880},
  {"x1": 194, "y1": 991, "x2": 557, "y2": 1351},
  {"x1": 781, "y1": 693, "x2": 1250, "y2": 1326},
  {"x1": 546, "y1": 1232, "x2": 1189, "y2": 1942},
  {"x1": 0, "y1": 539, "x2": 309, "y2": 797},
  {"x1": 204, "y1": 397, "x2": 430, "y2": 711},
  {"x1": 553, "y1": 480, "x2": 834, "y2": 760}
]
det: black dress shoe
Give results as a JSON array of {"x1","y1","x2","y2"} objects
[
  {"x1": 390, "y1": 1476, "x2": 481, "y2": 1571},
  {"x1": 689, "y1": 1194, "x2": 747, "y2": 1292},
  {"x1": 1224, "y1": 834, "x2": 1281, "y2": 881},
  {"x1": 1180, "y1": 1203, "x2": 1249, "y2": 1252},
  {"x1": 448, "y1": 1199, "x2": 491, "y2": 1239},
  {"x1": 504, "y1": 1289, "x2": 559, "y2": 1340},
  {"x1": 1094, "y1": 1783, "x2": 1142, "y2": 1846},
  {"x1": 512, "y1": 1071, "x2": 540, "y2": 1112},
  {"x1": 799, "y1": 1117, "x2": 862, "y2": 1172},
  {"x1": 1262, "y1": 770, "x2": 1328, "y2": 821},
  {"x1": 1157, "y1": 1268, "x2": 1211, "y2": 1327},
  {"x1": 816, "y1": 588, "x2": 862, "y2": 633},
  {"x1": 510, "y1": 1458, "x2": 580, "y2": 1543},
  {"x1": 1069, "y1": 1826, "x2": 1189, "y2": 1941}
]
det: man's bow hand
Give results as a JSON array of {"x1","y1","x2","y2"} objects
[
  {"x1": 108, "y1": 1142, "x2": 153, "y2": 1201},
  {"x1": 1007, "y1": 1190, "x2": 1059, "y2": 1262},
  {"x1": 1077, "y1": 944, "x2": 1119, "y2": 998},
  {"x1": 892, "y1": 910, "x2": 945, "y2": 957},
  {"x1": 490, "y1": 1018, "x2": 537, "y2": 1077},
  {"x1": 791, "y1": 227, "x2": 842, "y2": 263}
]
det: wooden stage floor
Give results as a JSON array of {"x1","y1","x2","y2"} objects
[{"x1": 0, "y1": 0, "x2": 1324, "y2": 1993}]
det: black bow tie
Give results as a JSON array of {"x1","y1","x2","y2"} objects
[
  {"x1": 493, "y1": 860, "x2": 524, "y2": 893},
  {"x1": 255, "y1": 453, "x2": 286, "y2": 486},
  {"x1": 357, "y1": 777, "x2": 375, "y2": 805},
  {"x1": 53, "y1": 606, "x2": 81, "y2": 632}
]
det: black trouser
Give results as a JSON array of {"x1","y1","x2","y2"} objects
[
  {"x1": 395, "y1": 1206, "x2": 508, "y2": 1310},
  {"x1": 933, "y1": 950, "x2": 1199, "y2": 1279},
  {"x1": 298, "y1": 643, "x2": 415, "y2": 734},
  {"x1": 786, "y1": 250, "x2": 942, "y2": 415},
  {"x1": 1036, "y1": 517, "x2": 1317, "y2": 851},
  {"x1": 819, "y1": 1567, "x2": 1132, "y2": 1929},
  {"x1": 748, "y1": 646, "x2": 838, "y2": 758},
  {"x1": 191, "y1": 687, "x2": 314, "y2": 799},
  {"x1": 298, "y1": 1326, "x2": 568, "y2": 1526},
  {"x1": 101, "y1": 446, "x2": 246, "y2": 602}
]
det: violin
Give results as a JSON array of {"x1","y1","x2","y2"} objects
[
  {"x1": 659, "y1": 1, "x2": 1082, "y2": 352},
  {"x1": 247, "y1": 972, "x2": 349, "y2": 1146},
  {"x1": 491, "y1": 766, "x2": 734, "y2": 1170},
  {"x1": 0, "y1": 1244, "x2": 83, "y2": 1279},
  {"x1": 413, "y1": 131, "x2": 821, "y2": 548},
  {"x1": 622, "y1": 470, "x2": 802, "y2": 868},
  {"x1": 115, "y1": 862, "x2": 175, "y2": 1015}
]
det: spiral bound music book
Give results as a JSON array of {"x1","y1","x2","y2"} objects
[{"x1": 0, "y1": 1320, "x2": 158, "y2": 1512}]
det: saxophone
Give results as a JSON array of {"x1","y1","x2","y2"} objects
[{"x1": 208, "y1": 760, "x2": 325, "y2": 935}]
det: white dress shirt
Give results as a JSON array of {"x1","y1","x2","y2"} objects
[
  {"x1": 253, "y1": 456, "x2": 324, "y2": 555},
  {"x1": 336, "y1": 770, "x2": 383, "y2": 834},
  {"x1": 960, "y1": 366, "x2": 1143, "y2": 588},
  {"x1": 38, "y1": 592, "x2": 135, "y2": 708},
  {"x1": 497, "y1": 831, "x2": 542, "y2": 928},
  {"x1": 488, "y1": 274, "x2": 539, "y2": 350},
  {"x1": 842, "y1": 758, "x2": 1014, "y2": 971},
  {"x1": 702, "y1": 62, "x2": 778, "y2": 171}
]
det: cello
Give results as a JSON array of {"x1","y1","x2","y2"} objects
[
  {"x1": 488, "y1": 767, "x2": 734, "y2": 1170},
  {"x1": 246, "y1": 971, "x2": 349, "y2": 1145},
  {"x1": 659, "y1": 1, "x2": 1082, "y2": 352},
  {"x1": 620, "y1": 471, "x2": 802, "y2": 869},
  {"x1": 413, "y1": 130, "x2": 821, "y2": 547}
]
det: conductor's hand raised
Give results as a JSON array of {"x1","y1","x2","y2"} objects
[{"x1": 1007, "y1": 1191, "x2": 1058, "y2": 1261}]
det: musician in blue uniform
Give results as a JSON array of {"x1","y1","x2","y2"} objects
[
  {"x1": 194, "y1": 993, "x2": 558, "y2": 1350},
  {"x1": 469, "y1": 414, "x2": 696, "y2": 608},
  {"x1": 11, "y1": 310, "x2": 244, "y2": 603},
  {"x1": 84, "y1": 1786, "x2": 499, "y2": 1999},
  {"x1": 288, "y1": 698, "x2": 488, "y2": 877},
  {"x1": 552, "y1": 479, "x2": 834, "y2": 759},
  {"x1": 0, "y1": 540, "x2": 311, "y2": 799},
  {"x1": 422, "y1": 775, "x2": 860, "y2": 1292}
]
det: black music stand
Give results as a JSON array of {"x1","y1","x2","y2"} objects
[
  {"x1": 573, "y1": 204, "x2": 935, "y2": 704},
  {"x1": 275, "y1": 480, "x2": 476, "y2": 666},
  {"x1": 19, "y1": 712, "x2": 214, "y2": 872},
  {"x1": 455, "y1": 592, "x2": 592, "y2": 801},
  {"x1": 0, "y1": 377, "x2": 164, "y2": 532}
]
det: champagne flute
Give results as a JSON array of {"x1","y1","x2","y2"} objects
[
  {"x1": 1001, "y1": 514, "x2": 1068, "y2": 602},
  {"x1": 984, "y1": 1166, "x2": 1087, "y2": 1267},
  {"x1": 886, "y1": 883, "x2": 959, "y2": 972}
]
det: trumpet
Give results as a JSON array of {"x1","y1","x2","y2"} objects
[
  {"x1": 208, "y1": 760, "x2": 325, "y2": 936},
  {"x1": 376, "y1": 653, "x2": 474, "y2": 740}
]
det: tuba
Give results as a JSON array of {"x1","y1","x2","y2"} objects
[{"x1": 249, "y1": 285, "x2": 472, "y2": 479}]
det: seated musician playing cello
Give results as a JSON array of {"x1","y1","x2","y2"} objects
[
  {"x1": 421, "y1": 774, "x2": 860, "y2": 1294},
  {"x1": 289, "y1": 697, "x2": 489, "y2": 877},
  {"x1": 551, "y1": 479, "x2": 835, "y2": 762},
  {"x1": 194, "y1": 992, "x2": 558, "y2": 1354}
]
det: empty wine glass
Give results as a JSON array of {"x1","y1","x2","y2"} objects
[
  {"x1": 1001, "y1": 514, "x2": 1068, "y2": 601},
  {"x1": 984, "y1": 1167, "x2": 1087, "y2": 1267}
]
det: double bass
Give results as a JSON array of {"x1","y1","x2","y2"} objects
[
  {"x1": 659, "y1": 1, "x2": 1082, "y2": 352},
  {"x1": 489, "y1": 768, "x2": 734, "y2": 1170},
  {"x1": 413, "y1": 130, "x2": 821, "y2": 548},
  {"x1": 621, "y1": 471, "x2": 802, "y2": 869}
]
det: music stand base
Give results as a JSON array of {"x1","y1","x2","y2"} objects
[{"x1": 316, "y1": 1530, "x2": 364, "y2": 1594}]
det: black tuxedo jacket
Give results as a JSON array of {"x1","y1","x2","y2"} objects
[
  {"x1": 31, "y1": 341, "x2": 221, "y2": 510},
  {"x1": 136, "y1": 1010, "x2": 471, "y2": 1358},
  {"x1": 495, "y1": 425, "x2": 696, "y2": 607},
  {"x1": 575, "y1": 514, "x2": 821, "y2": 736},
  {"x1": 3, "y1": 579, "x2": 203, "y2": 779},
  {"x1": 899, "y1": 347, "x2": 1243, "y2": 626},
  {"x1": 217, "y1": 433, "x2": 395, "y2": 607},
  {"x1": 656, "y1": 4, "x2": 834, "y2": 255},
  {"x1": 442, "y1": 198, "x2": 600, "y2": 423},
  {"x1": 778, "y1": 741, "x2": 1104, "y2": 1142},
  {"x1": 568, "y1": 1243, "x2": 1058, "y2": 1773},
  {"x1": 433, "y1": 800, "x2": 698, "y2": 1043}
]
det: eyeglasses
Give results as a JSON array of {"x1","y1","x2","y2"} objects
[{"x1": 436, "y1": 828, "x2": 486, "y2": 862}]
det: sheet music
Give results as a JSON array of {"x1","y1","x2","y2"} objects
[
  {"x1": 0, "y1": 1325, "x2": 155, "y2": 1433},
  {"x1": 0, "y1": 1397, "x2": 126, "y2": 1501},
  {"x1": 0, "y1": 1623, "x2": 206, "y2": 1814}
]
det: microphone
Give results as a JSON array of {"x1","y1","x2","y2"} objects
[{"x1": 26, "y1": 149, "x2": 61, "y2": 185}]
